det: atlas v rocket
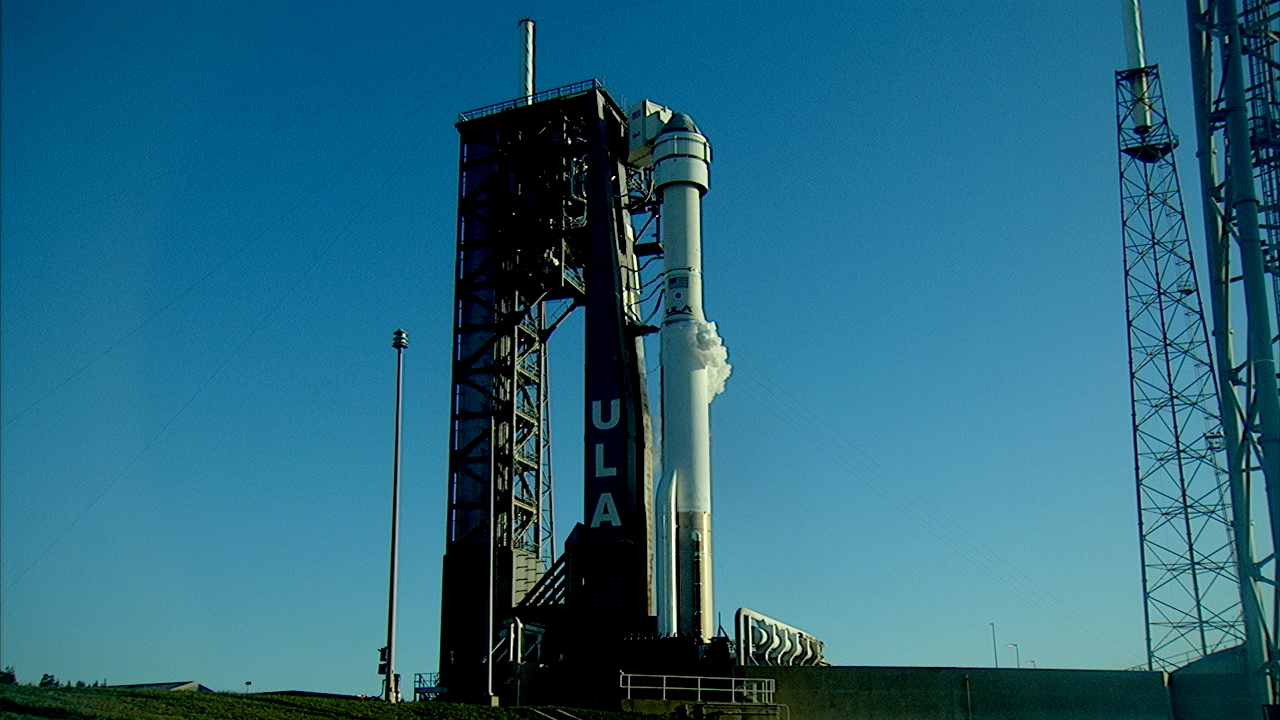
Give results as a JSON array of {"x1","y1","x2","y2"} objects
[{"x1": 632, "y1": 102, "x2": 729, "y2": 642}]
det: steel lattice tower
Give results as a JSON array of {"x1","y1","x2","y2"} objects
[
  {"x1": 439, "y1": 81, "x2": 656, "y2": 704},
  {"x1": 1241, "y1": 0, "x2": 1280, "y2": 325},
  {"x1": 1184, "y1": 0, "x2": 1280, "y2": 707},
  {"x1": 441, "y1": 91, "x2": 583, "y2": 702},
  {"x1": 1118, "y1": 64, "x2": 1246, "y2": 671}
]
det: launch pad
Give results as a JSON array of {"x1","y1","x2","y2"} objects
[
  {"x1": 427, "y1": 4, "x2": 1280, "y2": 713},
  {"x1": 435, "y1": 77, "x2": 826, "y2": 708}
]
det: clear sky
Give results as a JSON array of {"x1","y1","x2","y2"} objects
[{"x1": 0, "y1": 0, "x2": 1215, "y2": 696}]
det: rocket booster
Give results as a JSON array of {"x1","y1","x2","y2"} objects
[{"x1": 644, "y1": 109, "x2": 728, "y2": 641}]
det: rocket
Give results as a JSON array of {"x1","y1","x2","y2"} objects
[{"x1": 632, "y1": 103, "x2": 729, "y2": 641}]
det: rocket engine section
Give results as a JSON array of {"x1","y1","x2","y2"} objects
[{"x1": 632, "y1": 102, "x2": 730, "y2": 642}]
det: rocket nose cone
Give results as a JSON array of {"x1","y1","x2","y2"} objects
[{"x1": 663, "y1": 113, "x2": 701, "y2": 134}]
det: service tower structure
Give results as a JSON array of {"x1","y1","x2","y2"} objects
[
  {"x1": 439, "y1": 80, "x2": 656, "y2": 704},
  {"x1": 1182, "y1": 0, "x2": 1280, "y2": 709}
]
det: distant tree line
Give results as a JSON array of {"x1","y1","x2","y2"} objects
[{"x1": 0, "y1": 668, "x2": 106, "y2": 688}]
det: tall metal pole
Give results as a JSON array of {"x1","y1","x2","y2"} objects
[
  {"x1": 519, "y1": 18, "x2": 534, "y2": 104},
  {"x1": 486, "y1": 419, "x2": 496, "y2": 705},
  {"x1": 990, "y1": 623, "x2": 999, "y2": 668},
  {"x1": 385, "y1": 329, "x2": 408, "y2": 702}
]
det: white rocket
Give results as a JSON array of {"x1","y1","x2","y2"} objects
[{"x1": 630, "y1": 102, "x2": 729, "y2": 641}]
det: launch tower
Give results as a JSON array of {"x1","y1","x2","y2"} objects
[
  {"x1": 1181, "y1": 0, "x2": 1280, "y2": 709},
  {"x1": 439, "y1": 80, "x2": 656, "y2": 704}
]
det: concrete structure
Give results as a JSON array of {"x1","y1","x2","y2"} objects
[
  {"x1": 1168, "y1": 646, "x2": 1254, "y2": 720},
  {"x1": 742, "y1": 666, "x2": 1171, "y2": 720}
]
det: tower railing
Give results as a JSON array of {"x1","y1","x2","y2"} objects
[{"x1": 459, "y1": 79, "x2": 605, "y2": 122}]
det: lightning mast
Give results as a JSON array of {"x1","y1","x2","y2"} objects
[{"x1": 1117, "y1": 0, "x2": 1245, "y2": 675}]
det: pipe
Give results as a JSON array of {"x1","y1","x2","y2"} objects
[
  {"x1": 1122, "y1": 0, "x2": 1148, "y2": 69},
  {"x1": 1121, "y1": 0, "x2": 1154, "y2": 131},
  {"x1": 519, "y1": 19, "x2": 534, "y2": 104}
]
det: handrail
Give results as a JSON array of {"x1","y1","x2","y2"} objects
[
  {"x1": 413, "y1": 672, "x2": 444, "y2": 701},
  {"x1": 459, "y1": 79, "x2": 605, "y2": 123},
  {"x1": 619, "y1": 673, "x2": 776, "y2": 704}
]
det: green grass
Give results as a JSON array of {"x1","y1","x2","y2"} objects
[{"x1": 0, "y1": 686, "x2": 651, "y2": 720}]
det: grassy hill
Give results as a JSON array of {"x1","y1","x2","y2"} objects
[{"x1": 0, "y1": 685, "x2": 650, "y2": 720}]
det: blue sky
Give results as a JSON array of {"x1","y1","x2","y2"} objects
[{"x1": 0, "y1": 0, "x2": 1211, "y2": 695}]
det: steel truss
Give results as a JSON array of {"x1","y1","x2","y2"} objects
[
  {"x1": 439, "y1": 82, "x2": 656, "y2": 704},
  {"x1": 1241, "y1": 0, "x2": 1280, "y2": 321},
  {"x1": 441, "y1": 88, "x2": 592, "y2": 701},
  {"x1": 1118, "y1": 65, "x2": 1245, "y2": 671},
  {"x1": 1185, "y1": 0, "x2": 1280, "y2": 707}
]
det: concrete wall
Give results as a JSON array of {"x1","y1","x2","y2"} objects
[
  {"x1": 1167, "y1": 646, "x2": 1253, "y2": 720},
  {"x1": 742, "y1": 666, "x2": 1172, "y2": 720}
]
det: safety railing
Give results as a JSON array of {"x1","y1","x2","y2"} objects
[
  {"x1": 459, "y1": 79, "x2": 605, "y2": 123},
  {"x1": 414, "y1": 672, "x2": 444, "y2": 701},
  {"x1": 619, "y1": 673, "x2": 776, "y2": 705}
]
